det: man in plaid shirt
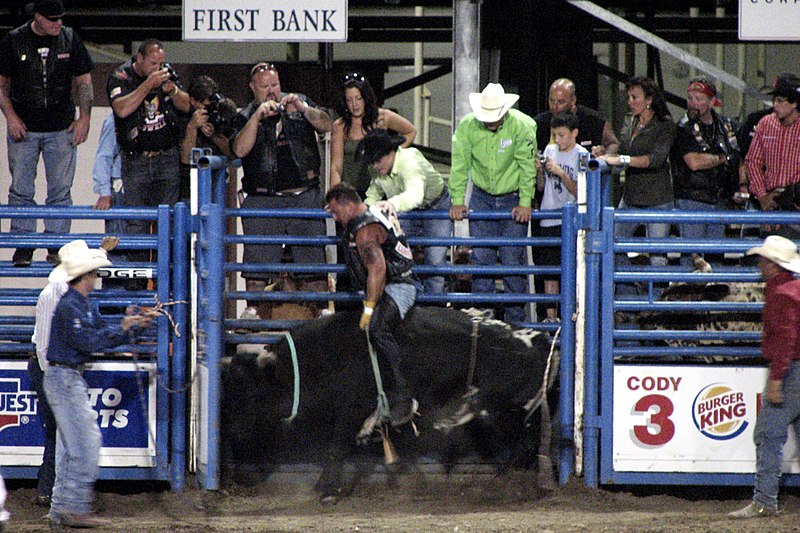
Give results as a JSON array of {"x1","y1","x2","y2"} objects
[{"x1": 746, "y1": 74, "x2": 800, "y2": 222}]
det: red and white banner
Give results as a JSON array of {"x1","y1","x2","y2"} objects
[{"x1": 613, "y1": 365, "x2": 799, "y2": 473}]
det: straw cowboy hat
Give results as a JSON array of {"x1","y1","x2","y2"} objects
[
  {"x1": 469, "y1": 83, "x2": 519, "y2": 123},
  {"x1": 48, "y1": 240, "x2": 111, "y2": 283},
  {"x1": 746, "y1": 235, "x2": 800, "y2": 273}
]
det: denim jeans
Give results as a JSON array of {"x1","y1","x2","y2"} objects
[
  {"x1": 400, "y1": 192, "x2": 452, "y2": 294},
  {"x1": 753, "y1": 360, "x2": 800, "y2": 509},
  {"x1": 468, "y1": 187, "x2": 529, "y2": 323},
  {"x1": 44, "y1": 365, "x2": 102, "y2": 517},
  {"x1": 28, "y1": 357, "x2": 56, "y2": 498},
  {"x1": 384, "y1": 282, "x2": 418, "y2": 319},
  {"x1": 676, "y1": 198, "x2": 725, "y2": 267},
  {"x1": 615, "y1": 199, "x2": 673, "y2": 299},
  {"x1": 122, "y1": 147, "x2": 180, "y2": 265},
  {"x1": 7, "y1": 129, "x2": 76, "y2": 234}
]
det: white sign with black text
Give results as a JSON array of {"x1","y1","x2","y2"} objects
[
  {"x1": 183, "y1": 0, "x2": 347, "y2": 42},
  {"x1": 739, "y1": 0, "x2": 800, "y2": 41}
]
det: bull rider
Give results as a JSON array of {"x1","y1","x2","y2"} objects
[{"x1": 325, "y1": 182, "x2": 419, "y2": 427}]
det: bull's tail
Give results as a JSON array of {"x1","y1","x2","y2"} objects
[{"x1": 528, "y1": 327, "x2": 560, "y2": 490}]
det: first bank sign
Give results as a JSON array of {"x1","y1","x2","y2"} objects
[{"x1": 183, "y1": 0, "x2": 347, "y2": 42}]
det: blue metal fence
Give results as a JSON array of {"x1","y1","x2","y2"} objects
[{"x1": 0, "y1": 204, "x2": 184, "y2": 487}]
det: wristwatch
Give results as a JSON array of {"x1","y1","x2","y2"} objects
[{"x1": 619, "y1": 154, "x2": 631, "y2": 166}]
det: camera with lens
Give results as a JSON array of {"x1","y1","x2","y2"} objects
[
  {"x1": 537, "y1": 151, "x2": 547, "y2": 165},
  {"x1": 163, "y1": 63, "x2": 179, "y2": 83},
  {"x1": 204, "y1": 92, "x2": 236, "y2": 134}
]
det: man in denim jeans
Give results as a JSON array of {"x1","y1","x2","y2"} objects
[
  {"x1": 359, "y1": 129, "x2": 452, "y2": 294},
  {"x1": 729, "y1": 236, "x2": 800, "y2": 519},
  {"x1": 449, "y1": 83, "x2": 537, "y2": 323},
  {"x1": 44, "y1": 245, "x2": 153, "y2": 528},
  {"x1": 0, "y1": 0, "x2": 94, "y2": 267}
]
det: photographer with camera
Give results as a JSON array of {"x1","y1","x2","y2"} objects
[
  {"x1": 671, "y1": 78, "x2": 740, "y2": 267},
  {"x1": 229, "y1": 61, "x2": 332, "y2": 314},
  {"x1": 107, "y1": 39, "x2": 190, "y2": 287},
  {"x1": 180, "y1": 75, "x2": 235, "y2": 201}
]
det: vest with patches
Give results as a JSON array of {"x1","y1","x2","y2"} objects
[
  {"x1": 6, "y1": 23, "x2": 75, "y2": 131},
  {"x1": 344, "y1": 206, "x2": 414, "y2": 290}
]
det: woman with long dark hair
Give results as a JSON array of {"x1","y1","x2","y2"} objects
[
  {"x1": 600, "y1": 75, "x2": 676, "y2": 267},
  {"x1": 330, "y1": 73, "x2": 415, "y2": 197}
]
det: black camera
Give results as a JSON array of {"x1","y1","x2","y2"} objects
[
  {"x1": 205, "y1": 92, "x2": 236, "y2": 133},
  {"x1": 163, "y1": 63, "x2": 179, "y2": 83}
]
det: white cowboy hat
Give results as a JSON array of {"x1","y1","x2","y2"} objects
[
  {"x1": 48, "y1": 244, "x2": 111, "y2": 283},
  {"x1": 469, "y1": 83, "x2": 519, "y2": 123},
  {"x1": 746, "y1": 235, "x2": 800, "y2": 273}
]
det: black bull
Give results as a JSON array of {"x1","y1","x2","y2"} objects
[{"x1": 222, "y1": 307, "x2": 556, "y2": 502}]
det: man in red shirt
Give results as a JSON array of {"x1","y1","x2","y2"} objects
[
  {"x1": 729, "y1": 235, "x2": 800, "y2": 519},
  {"x1": 746, "y1": 74, "x2": 800, "y2": 230}
]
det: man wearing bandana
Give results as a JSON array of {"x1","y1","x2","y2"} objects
[{"x1": 671, "y1": 78, "x2": 740, "y2": 267}]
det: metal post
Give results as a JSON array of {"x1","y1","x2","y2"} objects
[
  {"x1": 581, "y1": 166, "x2": 604, "y2": 486},
  {"x1": 414, "y1": 6, "x2": 424, "y2": 138},
  {"x1": 156, "y1": 204, "x2": 171, "y2": 477},
  {"x1": 559, "y1": 202, "x2": 578, "y2": 484},
  {"x1": 453, "y1": 0, "x2": 481, "y2": 126},
  {"x1": 171, "y1": 202, "x2": 189, "y2": 491}
]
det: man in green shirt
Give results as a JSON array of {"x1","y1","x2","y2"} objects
[
  {"x1": 448, "y1": 83, "x2": 537, "y2": 323},
  {"x1": 359, "y1": 129, "x2": 452, "y2": 294}
]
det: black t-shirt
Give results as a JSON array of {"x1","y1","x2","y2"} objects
[
  {"x1": 0, "y1": 23, "x2": 94, "y2": 132},
  {"x1": 107, "y1": 61, "x2": 179, "y2": 151}
]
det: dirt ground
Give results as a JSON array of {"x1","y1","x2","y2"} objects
[{"x1": 4, "y1": 469, "x2": 799, "y2": 533}]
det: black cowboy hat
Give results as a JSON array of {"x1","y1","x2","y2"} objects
[{"x1": 355, "y1": 129, "x2": 405, "y2": 165}]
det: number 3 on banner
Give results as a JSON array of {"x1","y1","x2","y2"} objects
[{"x1": 632, "y1": 394, "x2": 675, "y2": 446}]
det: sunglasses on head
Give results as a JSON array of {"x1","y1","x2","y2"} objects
[
  {"x1": 250, "y1": 62, "x2": 277, "y2": 77},
  {"x1": 343, "y1": 72, "x2": 365, "y2": 83},
  {"x1": 44, "y1": 14, "x2": 63, "y2": 22}
]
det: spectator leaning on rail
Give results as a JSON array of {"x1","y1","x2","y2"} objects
[
  {"x1": 107, "y1": 38, "x2": 191, "y2": 288},
  {"x1": 534, "y1": 77, "x2": 619, "y2": 158},
  {"x1": 0, "y1": 0, "x2": 94, "y2": 267},
  {"x1": 745, "y1": 73, "x2": 800, "y2": 239},
  {"x1": 728, "y1": 235, "x2": 800, "y2": 519},
  {"x1": 671, "y1": 78, "x2": 740, "y2": 267},
  {"x1": 230, "y1": 61, "x2": 333, "y2": 313},
  {"x1": 449, "y1": 83, "x2": 537, "y2": 324},
  {"x1": 357, "y1": 128, "x2": 452, "y2": 295},
  {"x1": 44, "y1": 243, "x2": 155, "y2": 529}
]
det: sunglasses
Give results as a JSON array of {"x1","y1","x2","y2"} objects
[
  {"x1": 44, "y1": 14, "x2": 63, "y2": 22},
  {"x1": 250, "y1": 62, "x2": 277, "y2": 77},
  {"x1": 343, "y1": 72, "x2": 365, "y2": 83}
]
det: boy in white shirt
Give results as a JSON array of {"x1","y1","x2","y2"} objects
[{"x1": 537, "y1": 112, "x2": 588, "y2": 322}]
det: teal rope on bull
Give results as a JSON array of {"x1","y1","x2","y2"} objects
[
  {"x1": 282, "y1": 332, "x2": 300, "y2": 423},
  {"x1": 365, "y1": 329, "x2": 391, "y2": 421}
]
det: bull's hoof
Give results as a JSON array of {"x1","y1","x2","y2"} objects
[{"x1": 319, "y1": 488, "x2": 342, "y2": 505}]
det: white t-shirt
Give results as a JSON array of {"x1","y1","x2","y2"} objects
[{"x1": 540, "y1": 143, "x2": 588, "y2": 228}]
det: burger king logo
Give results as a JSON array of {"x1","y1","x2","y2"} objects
[{"x1": 692, "y1": 383, "x2": 748, "y2": 440}]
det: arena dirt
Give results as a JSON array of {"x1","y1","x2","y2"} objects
[{"x1": 4, "y1": 470, "x2": 798, "y2": 532}]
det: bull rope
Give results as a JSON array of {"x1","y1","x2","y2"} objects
[
  {"x1": 365, "y1": 330, "x2": 392, "y2": 421},
  {"x1": 281, "y1": 332, "x2": 300, "y2": 423},
  {"x1": 523, "y1": 325, "x2": 561, "y2": 424}
]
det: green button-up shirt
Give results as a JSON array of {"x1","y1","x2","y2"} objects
[
  {"x1": 449, "y1": 108, "x2": 538, "y2": 207},
  {"x1": 364, "y1": 147, "x2": 445, "y2": 212}
]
